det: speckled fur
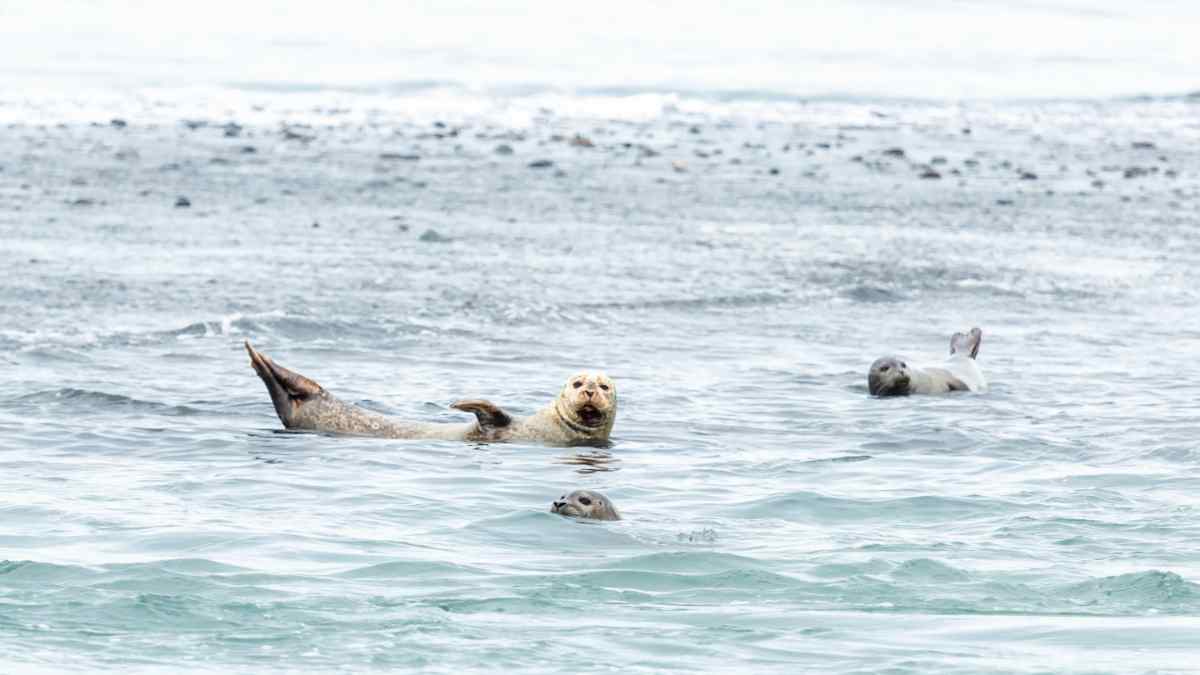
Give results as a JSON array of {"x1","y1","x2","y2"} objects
[
  {"x1": 551, "y1": 489, "x2": 621, "y2": 521},
  {"x1": 245, "y1": 342, "x2": 615, "y2": 444}
]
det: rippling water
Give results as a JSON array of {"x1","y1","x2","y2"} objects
[{"x1": 2, "y1": 70, "x2": 1200, "y2": 671}]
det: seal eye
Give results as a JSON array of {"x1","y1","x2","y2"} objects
[
  {"x1": 573, "y1": 381, "x2": 583, "y2": 389},
  {"x1": 901, "y1": 362, "x2": 907, "y2": 368},
  {"x1": 881, "y1": 365, "x2": 890, "y2": 372},
  {"x1": 578, "y1": 496, "x2": 592, "y2": 506},
  {"x1": 599, "y1": 384, "x2": 609, "y2": 391}
]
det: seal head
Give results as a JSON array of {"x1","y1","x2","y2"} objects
[
  {"x1": 551, "y1": 489, "x2": 620, "y2": 521},
  {"x1": 868, "y1": 356, "x2": 911, "y2": 396},
  {"x1": 554, "y1": 371, "x2": 617, "y2": 437}
]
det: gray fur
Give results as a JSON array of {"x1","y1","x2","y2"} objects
[
  {"x1": 867, "y1": 327, "x2": 987, "y2": 396},
  {"x1": 551, "y1": 489, "x2": 621, "y2": 521},
  {"x1": 245, "y1": 341, "x2": 615, "y2": 444}
]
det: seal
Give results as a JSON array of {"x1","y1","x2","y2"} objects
[
  {"x1": 550, "y1": 489, "x2": 621, "y2": 521},
  {"x1": 868, "y1": 327, "x2": 987, "y2": 396},
  {"x1": 245, "y1": 341, "x2": 616, "y2": 444}
]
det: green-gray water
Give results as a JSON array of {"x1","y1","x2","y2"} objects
[{"x1": 2, "y1": 84, "x2": 1200, "y2": 672}]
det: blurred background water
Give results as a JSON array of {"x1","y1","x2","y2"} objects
[
  {"x1": 2, "y1": 0, "x2": 1200, "y2": 102},
  {"x1": 1, "y1": 1, "x2": 1199, "y2": 672}
]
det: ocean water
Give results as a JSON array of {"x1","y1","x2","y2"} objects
[{"x1": 3, "y1": 3, "x2": 1200, "y2": 673}]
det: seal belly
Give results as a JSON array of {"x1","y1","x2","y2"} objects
[
  {"x1": 941, "y1": 355, "x2": 987, "y2": 392},
  {"x1": 289, "y1": 393, "x2": 475, "y2": 440}
]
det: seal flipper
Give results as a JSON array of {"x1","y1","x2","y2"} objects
[
  {"x1": 450, "y1": 399, "x2": 513, "y2": 432},
  {"x1": 950, "y1": 327, "x2": 982, "y2": 359},
  {"x1": 245, "y1": 341, "x2": 324, "y2": 427}
]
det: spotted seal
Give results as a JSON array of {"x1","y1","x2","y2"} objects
[
  {"x1": 868, "y1": 327, "x2": 987, "y2": 396},
  {"x1": 550, "y1": 489, "x2": 621, "y2": 521},
  {"x1": 245, "y1": 341, "x2": 616, "y2": 443}
]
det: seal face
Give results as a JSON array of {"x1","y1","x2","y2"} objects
[
  {"x1": 868, "y1": 357, "x2": 911, "y2": 396},
  {"x1": 551, "y1": 489, "x2": 620, "y2": 521},
  {"x1": 553, "y1": 372, "x2": 617, "y2": 437}
]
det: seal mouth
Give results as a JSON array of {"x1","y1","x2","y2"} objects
[
  {"x1": 869, "y1": 373, "x2": 910, "y2": 397},
  {"x1": 551, "y1": 503, "x2": 581, "y2": 517},
  {"x1": 881, "y1": 376, "x2": 911, "y2": 396},
  {"x1": 575, "y1": 404, "x2": 606, "y2": 427}
]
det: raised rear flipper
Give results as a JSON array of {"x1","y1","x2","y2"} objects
[
  {"x1": 451, "y1": 399, "x2": 514, "y2": 433},
  {"x1": 950, "y1": 327, "x2": 982, "y2": 359},
  {"x1": 245, "y1": 341, "x2": 324, "y2": 427}
]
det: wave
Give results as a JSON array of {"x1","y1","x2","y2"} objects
[
  {"x1": 228, "y1": 79, "x2": 456, "y2": 96},
  {"x1": 590, "y1": 550, "x2": 768, "y2": 574},
  {"x1": 728, "y1": 491, "x2": 1014, "y2": 523},
  {"x1": 223, "y1": 78, "x2": 1200, "y2": 106},
  {"x1": 578, "y1": 291, "x2": 791, "y2": 313},
  {"x1": 5, "y1": 556, "x2": 1199, "y2": 653},
  {"x1": 1057, "y1": 570, "x2": 1200, "y2": 611},
  {"x1": 0, "y1": 311, "x2": 471, "y2": 354},
  {"x1": 337, "y1": 559, "x2": 486, "y2": 580},
  {"x1": 2, "y1": 388, "x2": 212, "y2": 416}
]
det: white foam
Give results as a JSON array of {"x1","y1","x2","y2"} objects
[{"x1": 1, "y1": 0, "x2": 1196, "y2": 110}]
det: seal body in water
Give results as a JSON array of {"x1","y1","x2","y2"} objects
[
  {"x1": 868, "y1": 327, "x2": 987, "y2": 396},
  {"x1": 551, "y1": 489, "x2": 620, "y2": 521},
  {"x1": 245, "y1": 341, "x2": 616, "y2": 444}
]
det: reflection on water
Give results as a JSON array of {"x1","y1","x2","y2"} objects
[{"x1": 557, "y1": 449, "x2": 620, "y2": 474}]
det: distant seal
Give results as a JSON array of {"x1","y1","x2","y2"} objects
[
  {"x1": 245, "y1": 341, "x2": 616, "y2": 444},
  {"x1": 551, "y1": 489, "x2": 621, "y2": 521},
  {"x1": 868, "y1": 327, "x2": 987, "y2": 396}
]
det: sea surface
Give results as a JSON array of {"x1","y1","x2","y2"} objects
[{"x1": 2, "y1": 3, "x2": 1200, "y2": 673}]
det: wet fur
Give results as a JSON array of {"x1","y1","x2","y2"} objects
[
  {"x1": 245, "y1": 342, "x2": 615, "y2": 444},
  {"x1": 551, "y1": 489, "x2": 620, "y2": 521},
  {"x1": 868, "y1": 327, "x2": 986, "y2": 397}
]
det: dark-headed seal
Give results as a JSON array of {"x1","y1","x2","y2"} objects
[
  {"x1": 868, "y1": 327, "x2": 987, "y2": 396},
  {"x1": 551, "y1": 489, "x2": 620, "y2": 521},
  {"x1": 245, "y1": 341, "x2": 616, "y2": 443}
]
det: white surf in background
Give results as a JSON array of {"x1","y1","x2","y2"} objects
[{"x1": 1, "y1": 0, "x2": 1197, "y2": 104}]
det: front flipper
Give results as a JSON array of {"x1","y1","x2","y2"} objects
[
  {"x1": 451, "y1": 399, "x2": 514, "y2": 432},
  {"x1": 950, "y1": 327, "x2": 982, "y2": 359}
]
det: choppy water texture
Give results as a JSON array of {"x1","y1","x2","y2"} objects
[{"x1": 2, "y1": 78, "x2": 1200, "y2": 672}]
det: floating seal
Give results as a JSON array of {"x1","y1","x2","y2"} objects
[
  {"x1": 551, "y1": 489, "x2": 621, "y2": 521},
  {"x1": 868, "y1": 327, "x2": 987, "y2": 396},
  {"x1": 244, "y1": 341, "x2": 616, "y2": 443}
]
